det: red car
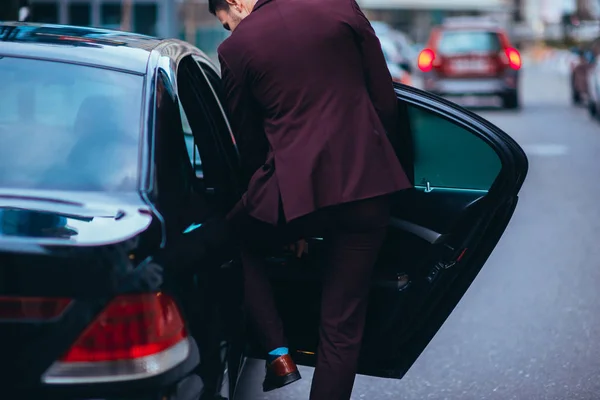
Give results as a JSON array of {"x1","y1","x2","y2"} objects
[
  {"x1": 570, "y1": 47, "x2": 596, "y2": 106},
  {"x1": 418, "y1": 19, "x2": 522, "y2": 109}
]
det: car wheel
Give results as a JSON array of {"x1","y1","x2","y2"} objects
[{"x1": 502, "y1": 91, "x2": 520, "y2": 110}]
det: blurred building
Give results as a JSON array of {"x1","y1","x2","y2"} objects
[
  {"x1": 24, "y1": 0, "x2": 227, "y2": 60},
  {"x1": 0, "y1": 0, "x2": 21, "y2": 21},
  {"x1": 576, "y1": 0, "x2": 599, "y2": 19},
  {"x1": 359, "y1": 0, "x2": 513, "y2": 43},
  {"x1": 177, "y1": 0, "x2": 228, "y2": 60},
  {"x1": 511, "y1": 0, "x2": 600, "y2": 41},
  {"x1": 27, "y1": 0, "x2": 170, "y2": 36}
]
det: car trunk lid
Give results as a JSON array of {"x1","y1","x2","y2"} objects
[
  {"x1": 0, "y1": 246, "x2": 128, "y2": 387},
  {"x1": 0, "y1": 194, "x2": 154, "y2": 387}
]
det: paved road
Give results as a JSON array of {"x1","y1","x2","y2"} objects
[{"x1": 236, "y1": 66, "x2": 600, "y2": 400}]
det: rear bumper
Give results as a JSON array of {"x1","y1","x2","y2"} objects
[
  {"x1": 43, "y1": 374, "x2": 204, "y2": 400},
  {"x1": 424, "y1": 75, "x2": 518, "y2": 96},
  {"x1": 13, "y1": 338, "x2": 203, "y2": 400}
]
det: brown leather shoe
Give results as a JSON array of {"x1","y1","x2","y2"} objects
[{"x1": 262, "y1": 354, "x2": 302, "y2": 392}]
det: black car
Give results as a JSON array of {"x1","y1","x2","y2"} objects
[{"x1": 0, "y1": 23, "x2": 528, "y2": 400}]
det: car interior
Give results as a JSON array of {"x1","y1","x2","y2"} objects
[{"x1": 172, "y1": 54, "x2": 512, "y2": 381}]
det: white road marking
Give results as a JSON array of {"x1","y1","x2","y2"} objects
[{"x1": 521, "y1": 144, "x2": 568, "y2": 156}]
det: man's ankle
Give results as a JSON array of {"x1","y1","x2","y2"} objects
[{"x1": 267, "y1": 347, "x2": 289, "y2": 363}]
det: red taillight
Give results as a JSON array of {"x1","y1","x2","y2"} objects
[
  {"x1": 505, "y1": 47, "x2": 521, "y2": 70},
  {"x1": 418, "y1": 48, "x2": 436, "y2": 72},
  {"x1": 42, "y1": 293, "x2": 190, "y2": 384},
  {"x1": 0, "y1": 297, "x2": 72, "y2": 321},
  {"x1": 62, "y1": 293, "x2": 186, "y2": 362}
]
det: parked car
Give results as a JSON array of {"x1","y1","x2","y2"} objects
[
  {"x1": 371, "y1": 21, "x2": 418, "y2": 73},
  {"x1": 569, "y1": 46, "x2": 595, "y2": 106},
  {"x1": 0, "y1": 22, "x2": 528, "y2": 400},
  {"x1": 379, "y1": 34, "x2": 413, "y2": 85},
  {"x1": 418, "y1": 18, "x2": 522, "y2": 109},
  {"x1": 587, "y1": 59, "x2": 600, "y2": 118},
  {"x1": 580, "y1": 37, "x2": 600, "y2": 117}
]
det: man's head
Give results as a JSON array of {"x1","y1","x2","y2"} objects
[{"x1": 209, "y1": 0, "x2": 257, "y2": 32}]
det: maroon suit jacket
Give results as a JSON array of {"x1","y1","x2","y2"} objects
[{"x1": 218, "y1": 0, "x2": 412, "y2": 225}]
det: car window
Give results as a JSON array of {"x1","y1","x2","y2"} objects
[
  {"x1": 176, "y1": 56, "x2": 241, "y2": 207},
  {"x1": 177, "y1": 56, "x2": 227, "y2": 194},
  {"x1": 194, "y1": 58, "x2": 236, "y2": 141},
  {"x1": 194, "y1": 58, "x2": 242, "y2": 184},
  {"x1": 179, "y1": 103, "x2": 203, "y2": 178},
  {"x1": 153, "y1": 68, "x2": 196, "y2": 218},
  {"x1": 407, "y1": 104, "x2": 501, "y2": 190},
  {"x1": 0, "y1": 57, "x2": 142, "y2": 191},
  {"x1": 438, "y1": 31, "x2": 501, "y2": 55}
]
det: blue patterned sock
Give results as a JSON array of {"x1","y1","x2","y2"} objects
[{"x1": 267, "y1": 347, "x2": 289, "y2": 363}]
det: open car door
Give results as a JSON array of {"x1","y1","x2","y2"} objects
[{"x1": 245, "y1": 84, "x2": 528, "y2": 379}]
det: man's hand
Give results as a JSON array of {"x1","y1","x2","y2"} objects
[{"x1": 285, "y1": 239, "x2": 308, "y2": 258}]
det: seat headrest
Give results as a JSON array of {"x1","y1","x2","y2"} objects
[{"x1": 73, "y1": 95, "x2": 129, "y2": 139}]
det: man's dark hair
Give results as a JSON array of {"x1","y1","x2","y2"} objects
[{"x1": 208, "y1": 0, "x2": 230, "y2": 15}]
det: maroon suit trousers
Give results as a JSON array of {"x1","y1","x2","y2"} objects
[{"x1": 228, "y1": 195, "x2": 390, "y2": 400}]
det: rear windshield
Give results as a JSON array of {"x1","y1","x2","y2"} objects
[
  {"x1": 0, "y1": 56, "x2": 143, "y2": 192},
  {"x1": 438, "y1": 31, "x2": 501, "y2": 54}
]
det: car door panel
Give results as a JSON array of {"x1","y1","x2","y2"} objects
[
  {"x1": 241, "y1": 85, "x2": 527, "y2": 380},
  {"x1": 246, "y1": 188, "x2": 489, "y2": 363},
  {"x1": 194, "y1": 56, "x2": 527, "y2": 380},
  {"x1": 260, "y1": 187, "x2": 483, "y2": 255},
  {"x1": 175, "y1": 54, "x2": 248, "y2": 399},
  {"x1": 391, "y1": 187, "x2": 486, "y2": 242}
]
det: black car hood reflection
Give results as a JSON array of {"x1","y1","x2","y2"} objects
[{"x1": 0, "y1": 190, "x2": 153, "y2": 247}]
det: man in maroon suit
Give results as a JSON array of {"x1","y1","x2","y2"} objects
[{"x1": 209, "y1": 0, "x2": 412, "y2": 398}]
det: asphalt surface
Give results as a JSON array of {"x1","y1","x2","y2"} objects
[{"x1": 236, "y1": 65, "x2": 600, "y2": 400}]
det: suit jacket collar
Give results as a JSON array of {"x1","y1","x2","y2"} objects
[{"x1": 253, "y1": 0, "x2": 273, "y2": 12}]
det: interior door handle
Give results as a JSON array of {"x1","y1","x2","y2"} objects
[{"x1": 389, "y1": 217, "x2": 444, "y2": 244}]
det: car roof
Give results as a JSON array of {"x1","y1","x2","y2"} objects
[
  {"x1": 440, "y1": 16, "x2": 505, "y2": 31},
  {"x1": 0, "y1": 22, "x2": 178, "y2": 74},
  {"x1": 437, "y1": 25, "x2": 504, "y2": 34}
]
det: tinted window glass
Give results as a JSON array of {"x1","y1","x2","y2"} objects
[
  {"x1": 408, "y1": 104, "x2": 501, "y2": 190},
  {"x1": 195, "y1": 60, "x2": 243, "y2": 191},
  {"x1": 179, "y1": 104, "x2": 203, "y2": 178},
  {"x1": 438, "y1": 31, "x2": 501, "y2": 54},
  {"x1": 0, "y1": 57, "x2": 143, "y2": 191},
  {"x1": 154, "y1": 70, "x2": 195, "y2": 219}
]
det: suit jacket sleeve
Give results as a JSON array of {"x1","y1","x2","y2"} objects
[
  {"x1": 218, "y1": 52, "x2": 269, "y2": 186},
  {"x1": 349, "y1": 0, "x2": 398, "y2": 137}
]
